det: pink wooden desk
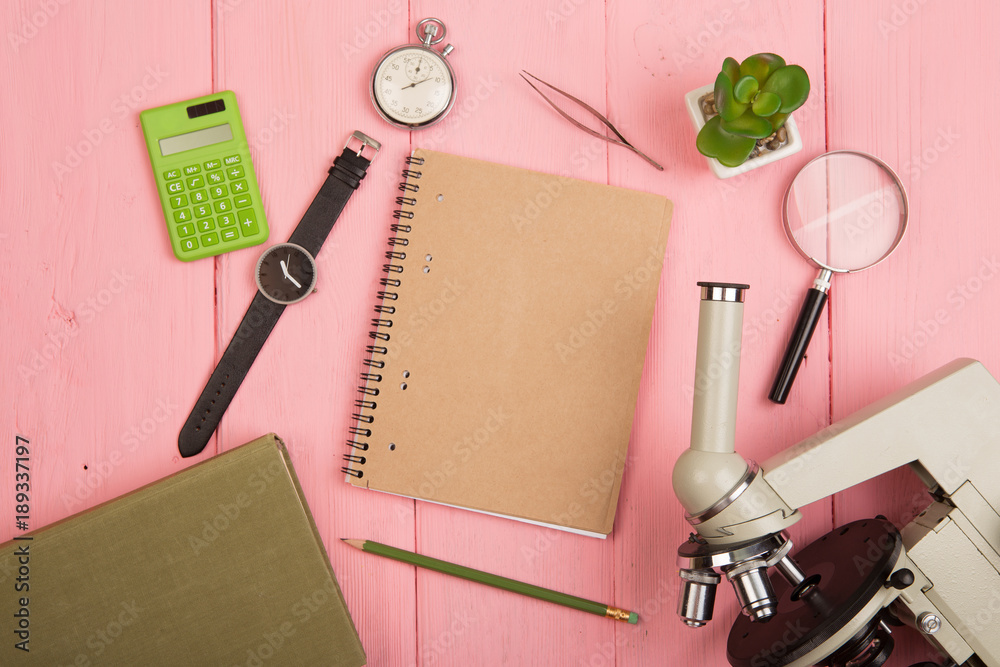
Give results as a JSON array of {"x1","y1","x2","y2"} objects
[{"x1": 2, "y1": 1, "x2": 998, "y2": 665}]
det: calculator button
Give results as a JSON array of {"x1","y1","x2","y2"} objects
[
  {"x1": 170, "y1": 194, "x2": 188, "y2": 209},
  {"x1": 201, "y1": 232, "x2": 220, "y2": 247},
  {"x1": 167, "y1": 181, "x2": 185, "y2": 194},
  {"x1": 220, "y1": 228, "x2": 239, "y2": 242},
  {"x1": 230, "y1": 179, "x2": 248, "y2": 194},
  {"x1": 164, "y1": 168, "x2": 181, "y2": 180},
  {"x1": 207, "y1": 170, "x2": 224, "y2": 184},
  {"x1": 223, "y1": 155, "x2": 241, "y2": 166},
  {"x1": 184, "y1": 164, "x2": 201, "y2": 175},
  {"x1": 173, "y1": 209, "x2": 192, "y2": 223},
  {"x1": 234, "y1": 194, "x2": 252, "y2": 208},
  {"x1": 194, "y1": 204, "x2": 212, "y2": 218},
  {"x1": 226, "y1": 165, "x2": 245, "y2": 179},
  {"x1": 191, "y1": 189, "x2": 208, "y2": 203},
  {"x1": 204, "y1": 159, "x2": 222, "y2": 170},
  {"x1": 181, "y1": 237, "x2": 199, "y2": 252},
  {"x1": 238, "y1": 210, "x2": 260, "y2": 236},
  {"x1": 177, "y1": 223, "x2": 196, "y2": 238},
  {"x1": 217, "y1": 212, "x2": 236, "y2": 227},
  {"x1": 198, "y1": 218, "x2": 216, "y2": 232},
  {"x1": 214, "y1": 199, "x2": 232, "y2": 213},
  {"x1": 210, "y1": 184, "x2": 228, "y2": 198},
  {"x1": 186, "y1": 175, "x2": 205, "y2": 189}
]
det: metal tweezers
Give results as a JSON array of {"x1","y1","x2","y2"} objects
[{"x1": 520, "y1": 70, "x2": 663, "y2": 171}]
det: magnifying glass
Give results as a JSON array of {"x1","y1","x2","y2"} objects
[{"x1": 769, "y1": 151, "x2": 908, "y2": 404}]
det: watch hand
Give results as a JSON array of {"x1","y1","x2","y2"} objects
[
  {"x1": 279, "y1": 259, "x2": 302, "y2": 288},
  {"x1": 403, "y1": 77, "x2": 432, "y2": 90}
]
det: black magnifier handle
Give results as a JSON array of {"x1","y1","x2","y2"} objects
[{"x1": 769, "y1": 270, "x2": 832, "y2": 404}]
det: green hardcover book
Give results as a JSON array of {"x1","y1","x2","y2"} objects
[{"x1": 0, "y1": 434, "x2": 365, "y2": 666}]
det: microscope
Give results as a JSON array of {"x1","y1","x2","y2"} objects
[{"x1": 673, "y1": 282, "x2": 1000, "y2": 667}]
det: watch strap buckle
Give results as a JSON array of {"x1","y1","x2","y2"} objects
[{"x1": 345, "y1": 131, "x2": 381, "y2": 160}]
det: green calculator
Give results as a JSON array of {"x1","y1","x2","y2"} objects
[{"x1": 140, "y1": 91, "x2": 269, "y2": 261}]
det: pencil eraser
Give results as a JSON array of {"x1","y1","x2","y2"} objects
[{"x1": 628, "y1": 612, "x2": 638, "y2": 624}]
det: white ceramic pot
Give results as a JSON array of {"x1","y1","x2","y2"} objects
[{"x1": 684, "y1": 83, "x2": 802, "y2": 179}]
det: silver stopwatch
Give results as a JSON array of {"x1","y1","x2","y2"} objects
[{"x1": 371, "y1": 18, "x2": 456, "y2": 130}]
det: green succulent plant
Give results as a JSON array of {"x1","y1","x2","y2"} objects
[{"x1": 696, "y1": 53, "x2": 810, "y2": 167}]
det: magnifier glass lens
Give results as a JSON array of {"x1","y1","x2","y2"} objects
[{"x1": 785, "y1": 153, "x2": 906, "y2": 271}]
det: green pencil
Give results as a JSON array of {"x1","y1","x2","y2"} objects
[{"x1": 342, "y1": 538, "x2": 638, "y2": 624}]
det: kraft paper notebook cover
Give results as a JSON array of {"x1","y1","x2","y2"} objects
[
  {"x1": 343, "y1": 149, "x2": 673, "y2": 537},
  {"x1": 0, "y1": 434, "x2": 365, "y2": 666}
]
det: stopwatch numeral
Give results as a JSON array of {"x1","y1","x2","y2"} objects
[
  {"x1": 403, "y1": 107, "x2": 409, "y2": 113},
  {"x1": 391, "y1": 64, "x2": 399, "y2": 70},
  {"x1": 384, "y1": 89, "x2": 391, "y2": 95},
  {"x1": 415, "y1": 108, "x2": 422, "y2": 114},
  {"x1": 385, "y1": 75, "x2": 392, "y2": 81},
  {"x1": 390, "y1": 100, "x2": 398, "y2": 106}
]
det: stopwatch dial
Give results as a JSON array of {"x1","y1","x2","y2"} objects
[{"x1": 373, "y1": 47, "x2": 453, "y2": 127}]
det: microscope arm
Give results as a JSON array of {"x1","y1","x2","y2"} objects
[{"x1": 761, "y1": 358, "x2": 1000, "y2": 515}]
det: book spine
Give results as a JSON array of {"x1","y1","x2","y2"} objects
[{"x1": 343, "y1": 156, "x2": 424, "y2": 479}]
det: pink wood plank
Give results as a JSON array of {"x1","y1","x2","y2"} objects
[
  {"x1": 606, "y1": 1, "x2": 831, "y2": 664},
  {"x1": 211, "y1": 2, "x2": 417, "y2": 665},
  {"x1": 405, "y1": 3, "x2": 622, "y2": 666},
  {"x1": 827, "y1": 2, "x2": 1000, "y2": 664},
  {"x1": 5, "y1": 1, "x2": 1000, "y2": 665},
  {"x1": 0, "y1": 1, "x2": 213, "y2": 539}
]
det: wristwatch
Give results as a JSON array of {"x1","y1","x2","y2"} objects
[{"x1": 178, "y1": 131, "x2": 380, "y2": 457}]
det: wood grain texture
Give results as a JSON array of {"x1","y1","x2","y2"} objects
[{"x1": 3, "y1": 1, "x2": 999, "y2": 665}]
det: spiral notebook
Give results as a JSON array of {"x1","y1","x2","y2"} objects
[{"x1": 343, "y1": 150, "x2": 672, "y2": 537}]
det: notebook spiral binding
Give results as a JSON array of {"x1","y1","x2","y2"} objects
[{"x1": 342, "y1": 155, "x2": 425, "y2": 479}]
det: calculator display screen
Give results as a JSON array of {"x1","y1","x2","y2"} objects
[{"x1": 159, "y1": 123, "x2": 234, "y2": 157}]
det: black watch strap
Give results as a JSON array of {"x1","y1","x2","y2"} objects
[{"x1": 178, "y1": 132, "x2": 379, "y2": 457}]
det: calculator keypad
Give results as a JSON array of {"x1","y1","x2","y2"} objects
[{"x1": 163, "y1": 154, "x2": 262, "y2": 258}]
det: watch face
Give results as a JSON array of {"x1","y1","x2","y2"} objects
[
  {"x1": 372, "y1": 46, "x2": 455, "y2": 128},
  {"x1": 255, "y1": 243, "x2": 317, "y2": 305}
]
